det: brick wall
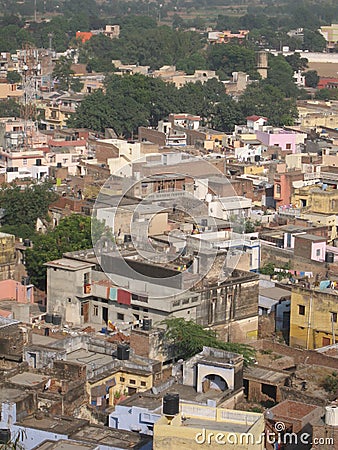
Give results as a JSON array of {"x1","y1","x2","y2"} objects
[
  {"x1": 253, "y1": 339, "x2": 338, "y2": 370},
  {"x1": 95, "y1": 142, "x2": 119, "y2": 164}
]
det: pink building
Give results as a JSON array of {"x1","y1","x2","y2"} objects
[
  {"x1": 294, "y1": 234, "x2": 327, "y2": 262},
  {"x1": 256, "y1": 128, "x2": 297, "y2": 153},
  {"x1": 0, "y1": 279, "x2": 34, "y2": 303}
]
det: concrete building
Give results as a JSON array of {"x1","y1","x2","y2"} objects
[
  {"x1": 319, "y1": 24, "x2": 338, "y2": 51},
  {"x1": 265, "y1": 400, "x2": 324, "y2": 450},
  {"x1": 290, "y1": 286, "x2": 338, "y2": 349},
  {"x1": 109, "y1": 346, "x2": 244, "y2": 434},
  {"x1": 153, "y1": 403, "x2": 264, "y2": 449},
  {"x1": 0, "y1": 232, "x2": 16, "y2": 281},
  {"x1": 45, "y1": 249, "x2": 260, "y2": 342}
]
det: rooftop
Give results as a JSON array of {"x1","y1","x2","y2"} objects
[
  {"x1": 17, "y1": 415, "x2": 87, "y2": 435},
  {"x1": 44, "y1": 258, "x2": 95, "y2": 271},
  {"x1": 268, "y1": 400, "x2": 320, "y2": 420},
  {"x1": 32, "y1": 441, "x2": 96, "y2": 450},
  {"x1": 0, "y1": 387, "x2": 31, "y2": 404},
  {"x1": 9, "y1": 372, "x2": 48, "y2": 388},
  {"x1": 70, "y1": 424, "x2": 152, "y2": 449},
  {"x1": 244, "y1": 365, "x2": 289, "y2": 385},
  {"x1": 295, "y1": 234, "x2": 327, "y2": 242}
]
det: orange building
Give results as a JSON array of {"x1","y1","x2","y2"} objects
[{"x1": 76, "y1": 31, "x2": 93, "y2": 43}]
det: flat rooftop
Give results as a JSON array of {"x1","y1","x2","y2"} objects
[
  {"x1": 17, "y1": 415, "x2": 87, "y2": 435},
  {"x1": 9, "y1": 372, "x2": 48, "y2": 387},
  {"x1": 33, "y1": 441, "x2": 96, "y2": 450},
  {"x1": 295, "y1": 234, "x2": 327, "y2": 242},
  {"x1": 70, "y1": 424, "x2": 152, "y2": 449},
  {"x1": 44, "y1": 258, "x2": 95, "y2": 271},
  {"x1": 0, "y1": 387, "x2": 31, "y2": 403},
  {"x1": 66, "y1": 349, "x2": 113, "y2": 369},
  {"x1": 269, "y1": 400, "x2": 320, "y2": 420},
  {"x1": 244, "y1": 365, "x2": 289, "y2": 384},
  {"x1": 259, "y1": 287, "x2": 291, "y2": 301},
  {"x1": 180, "y1": 416, "x2": 252, "y2": 433}
]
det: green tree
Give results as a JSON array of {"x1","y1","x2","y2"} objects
[
  {"x1": 265, "y1": 54, "x2": 299, "y2": 98},
  {"x1": 0, "y1": 99, "x2": 20, "y2": 117},
  {"x1": 207, "y1": 44, "x2": 257, "y2": 78},
  {"x1": 0, "y1": 181, "x2": 57, "y2": 233},
  {"x1": 238, "y1": 83, "x2": 298, "y2": 126},
  {"x1": 161, "y1": 317, "x2": 256, "y2": 366},
  {"x1": 304, "y1": 70, "x2": 319, "y2": 88},
  {"x1": 285, "y1": 54, "x2": 308, "y2": 72},
  {"x1": 7, "y1": 71, "x2": 21, "y2": 84},
  {"x1": 52, "y1": 57, "x2": 75, "y2": 91},
  {"x1": 303, "y1": 29, "x2": 326, "y2": 52},
  {"x1": 26, "y1": 215, "x2": 93, "y2": 289}
]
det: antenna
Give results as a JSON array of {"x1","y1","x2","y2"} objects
[{"x1": 19, "y1": 44, "x2": 40, "y2": 149}]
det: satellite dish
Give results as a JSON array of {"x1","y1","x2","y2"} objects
[{"x1": 152, "y1": 387, "x2": 158, "y2": 395}]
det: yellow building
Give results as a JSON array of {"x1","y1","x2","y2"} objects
[
  {"x1": 87, "y1": 367, "x2": 153, "y2": 407},
  {"x1": 319, "y1": 24, "x2": 338, "y2": 50},
  {"x1": 0, "y1": 232, "x2": 16, "y2": 281},
  {"x1": 290, "y1": 286, "x2": 338, "y2": 349},
  {"x1": 292, "y1": 185, "x2": 338, "y2": 214},
  {"x1": 154, "y1": 403, "x2": 265, "y2": 450},
  {"x1": 243, "y1": 164, "x2": 264, "y2": 175}
]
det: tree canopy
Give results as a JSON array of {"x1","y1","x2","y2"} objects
[
  {"x1": 0, "y1": 181, "x2": 57, "y2": 236},
  {"x1": 161, "y1": 317, "x2": 255, "y2": 366}
]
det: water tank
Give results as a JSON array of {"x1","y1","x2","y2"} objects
[
  {"x1": 325, "y1": 406, "x2": 338, "y2": 426},
  {"x1": 23, "y1": 239, "x2": 31, "y2": 247},
  {"x1": 0, "y1": 429, "x2": 10, "y2": 444},
  {"x1": 142, "y1": 318, "x2": 152, "y2": 331},
  {"x1": 124, "y1": 234, "x2": 132, "y2": 243},
  {"x1": 52, "y1": 314, "x2": 62, "y2": 326},
  {"x1": 56, "y1": 162, "x2": 62, "y2": 168},
  {"x1": 117, "y1": 344, "x2": 130, "y2": 360},
  {"x1": 201, "y1": 219, "x2": 208, "y2": 227},
  {"x1": 36, "y1": 159, "x2": 41, "y2": 166},
  {"x1": 45, "y1": 313, "x2": 53, "y2": 323},
  {"x1": 163, "y1": 393, "x2": 179, "y2": 416},
  {"x1": 326, "y1": 252, "x2": 334, "y2": 263}
]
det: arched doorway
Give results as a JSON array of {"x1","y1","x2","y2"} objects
[{"x1": 202, "y1": 374, "x2": 228, "y2": 393}]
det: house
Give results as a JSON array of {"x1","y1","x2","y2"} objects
[
  {"x1": 265, "y1": 400, "x2": 324, "y2": 450},
  {"x1": 153, "y1": 401, "x2": 264, "y2": 449},
  {"x1": 290, "y1": 286, "x2": 338, "y2": 349},
  {"x1": 109, "y1": 346, "x2": 244, "y2": 434},
  {"x1": 319, "y1": 24, "x2": 338, "y2": 51},
  {"x1": 207, "y1": 30, "x2": 249, "y2": 44},
  {"x1": 246, "y1": 116, "x2": 268, "y2": 131},
  {"x1": 45, "y1": 249, "x2": 260, "y2": 343},
  {"x1": 294, "y1": 234, "x2": 327, "y2": 263}
]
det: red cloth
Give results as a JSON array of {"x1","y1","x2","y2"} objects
[{"x1": 117, "y1": 289, "x2": 131, "y2": 305}]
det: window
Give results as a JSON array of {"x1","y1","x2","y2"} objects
[
  {"x1": 117, "y1": 313, "x2": 124, "y2": 321},
  {"x1": 316, "y1": 249, "x2": 321, "y2": 257},
  {"x1": 129, "y1": 379, "x2": 136, "y2": 385},
  {"x1": 298, "y1": 305, "x2": 305, "y2": 315},
  {"x1": 120, "y1": 377, "x2": 125, "y2": 382},
  {"x1": 68, "y1": 298, "x2": 72, "y2": 303},
  {"x1": 332, "y1": 312, "x2": 337, "y2": 323},
  {"x1": 23, "y1": 158, "x2": 27, "y2": 166},
  {"x1": 93, "y1": 305, "x2": 99, "y2": 316},
  {"x1": 84, "y1": 272, "x2": 90, "y2": 284},
  {"x1": 286, "y1": 143, "x2": 291, "y2": 150},
  {"x1": 275, "y1": 184, "x2": 281, "y2": 194},
  {"x1": 140, "y1": 381, "x2": 146, "y2": 387}
]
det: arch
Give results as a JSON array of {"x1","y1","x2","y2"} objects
[{"x1": 201, "y1": 374, "x2": 228, "y2": 393}]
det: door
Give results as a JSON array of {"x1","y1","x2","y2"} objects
[
  {"x1": 81, "y1": 302, "x2": 89, "y2": 323},
  {"x1": 322, "y1": 337, "x2": 331, "y2": 347},
  {"x1": 102, "y1": 307, "x2": 108, "y2": 324}
]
